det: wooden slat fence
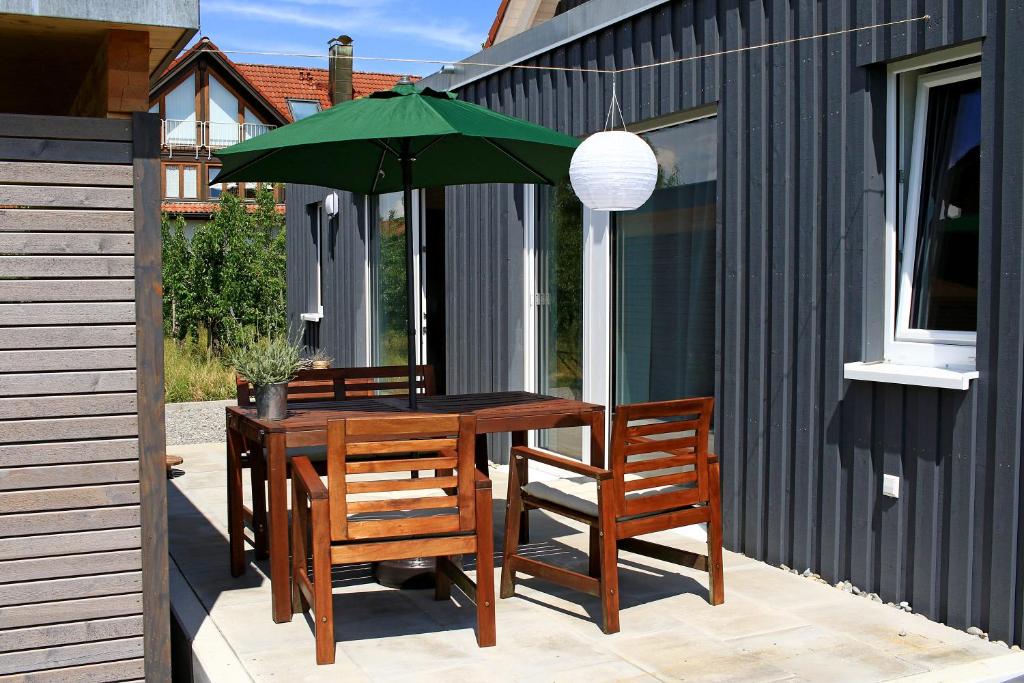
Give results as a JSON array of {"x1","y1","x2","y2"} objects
[{"x1": 0, "y1": 113, "x2": 167, "y2": 680}]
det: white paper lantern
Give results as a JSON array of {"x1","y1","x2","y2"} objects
[{"x1": 569, "y1": 131, "x2": 658, "y2": 211}]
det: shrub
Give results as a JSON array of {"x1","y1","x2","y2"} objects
[{"x1": 164, "y1": 334, "x2": 237, "y2": 403}]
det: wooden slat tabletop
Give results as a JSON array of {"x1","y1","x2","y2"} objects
[{"x1": 227, "y1": 391, "x2": 603, "y2": 435}]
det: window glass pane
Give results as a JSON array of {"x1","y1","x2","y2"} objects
[
  {"x1": 182, "y1": 165, "x2": 198, "y2": 199},
  {"x1": 909, "y1": 78, "x2": 980, "y2": 332},
  {"x1": 614, "y1": 116, "x2": 717, "y2": 407},
  {"x1": 536, "y1": 180, "x2": 584, "y2": 457},
  {"x1": 165, "y1": 165, "x2": 180, "y2": 199},
  {"x1": 288, "y1": 99, "x2": 321, "y2": 121},
  {"x1": 208, "y1": 167, "x2": 222, "y2": 199},
  {"x1": 372, "y1": 192, "x2": 407, "y2": 366},
  {"x1": 164, "y1": 75, "x2": 196, "y2": 146},
  {"x1": 244, "y1": 183, "x2": 257, "y2": 200},
  {"x1": 208, "y1": 75, "x2": 239, "y2": 147}
]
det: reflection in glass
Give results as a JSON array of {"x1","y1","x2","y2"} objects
[
  {"x1": 183, "y1": 166, "x2": 198, "y2": 199},
  {"x1": 536, "y1": 180, "x2": 584, "y2": 457},
  {"x1": 208, "y1": 167, "x2": 222, "y2": 199},
  {"x1": 372, "y1": 192, "x2": 408, "y2": 367},
  {"x1": 165, "y1": 166, "x2": 180, "y2": 199},
  {"x1": 909, "y1": 78, "x2": 980, "y2": 332},
  {"x1": 614, "y1": 116, "x2": 717, "y2": 407}
]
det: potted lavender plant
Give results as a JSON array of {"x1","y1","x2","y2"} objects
[{"x1": 227, "y1": 330, "x2": 304, "y2": 420}]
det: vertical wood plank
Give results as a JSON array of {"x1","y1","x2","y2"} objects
[{"x1": 132, "y1": 112, "x2": 170, "y2": 683}]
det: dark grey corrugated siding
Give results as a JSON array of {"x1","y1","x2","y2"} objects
[
  {"x1": 285, "y1": 184, "x2": 366, "y2": 366},
  {"x1": 444, "y1": 183, "x2": 526, "y2": 460},
  {"x1": 432, "y1": 0, "x2": 1024, "y2": 645}
]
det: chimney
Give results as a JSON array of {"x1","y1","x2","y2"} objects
[{"x1": 328, "y1": 35, "x2": 353, "y2": 105}]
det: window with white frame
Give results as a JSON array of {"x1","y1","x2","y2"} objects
[
  {"x1": 884, "y1": 52, "x2": 981, "y2": 371},
  {"x1": 287, "y1": 99, "x2": 321, "y2": 121},
  {"x1": 307, "y1": 201, "x2": 324, "y2": 318}
]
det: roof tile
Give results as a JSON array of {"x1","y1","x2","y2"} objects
[{"x1": 162, "y1": 201, "x2": 285, "y2": 216}]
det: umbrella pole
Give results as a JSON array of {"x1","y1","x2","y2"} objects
[{"x1": 401, "y1": 143, "x2": 418, "y2": 410}]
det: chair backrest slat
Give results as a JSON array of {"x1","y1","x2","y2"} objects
[
  {"x1": 326, "y1": 414, "x2": 476, "y2": 542},
  {"x1": 236, "y1": 364, "x2": 437, "y2": 407},
  {"x1": 610, "y1": 397, "x2": 714, "y2": 519}
]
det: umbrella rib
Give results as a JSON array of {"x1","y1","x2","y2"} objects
[
  {"x1": 213, "y1": 147, "x2": 281, "y2": 184},
  {"x1": 370, "y1": 144, "x2": 389, "y2": 194},
  {"x1": 412, "y1": 136, "x2": 444, "y2": 159},
  {"x1": 480, "y1": 137, "x2": 554, "y2": 184}
]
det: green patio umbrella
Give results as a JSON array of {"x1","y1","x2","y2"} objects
[{"x1": 214, "y1": 79, "x2": 580, "y2": 408}]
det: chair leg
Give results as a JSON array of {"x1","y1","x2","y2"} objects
[
  {"x1": 226, "y1": 427, "x2": 245, "y2": 577},
  {"x1": 597, "y1": 479, "x2": 620, "y2": 634},
  {"x1": 707, "y1": 461, "x2": 725, "y2": 606},
  {"x1": 511, "y1": 431, "x2": 530, "y2": 543},
  {"x1": 434, "y1": 556, "x2": 452, "y2": 601},
  {"x1": 475, "y1": 483, "x2": 496, "y2": 647},
  {"x1": 310, "y1": 498, "x2": 335, "y2": 665},
  {"x1": 589, "y1": 528, "x2": 601, "y2": 578},
  {"x1": 250, "y1": 450, "x2": 269, "y2": 560},
  {"x1": 290, "y1": 479, "x2": 309, "y2": 616},
  {"x1": 500, "y1": 454, "x2": 524, "y2": 599}
]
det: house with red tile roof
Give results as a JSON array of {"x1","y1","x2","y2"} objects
[{"x1": 149, "y1": 37, "x2": 412, "y2": 224}]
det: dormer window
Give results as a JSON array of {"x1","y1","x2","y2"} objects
[{"x1": 287, "y1": 99, "x2": 321, "y2": 121}]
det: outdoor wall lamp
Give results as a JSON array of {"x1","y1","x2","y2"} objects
[{"x1": 324, "y1": 191, "x2": 339, "y2": 217}]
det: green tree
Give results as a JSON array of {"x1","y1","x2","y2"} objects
[{"x1": 161, "y1": 187, "x2": 286, "y2": 351}]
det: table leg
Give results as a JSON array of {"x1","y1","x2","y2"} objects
[
  {"x1": 475, "y1": 433, "x2": 489, "y2": 475},
  {"x1": 588, "y1": 410, "x2": 606, "y2": 578},
  {"x1": 266, "y1": 432, "x2": 292, "y2": 623},
  {"x1": 226, "y1": 425, "x2": 245, "y2": 577},
  {"x1": 511, "y1": 431, "x2": 529, "y2": 544}
]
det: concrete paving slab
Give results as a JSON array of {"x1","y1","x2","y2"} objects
[{"x1": 167, "y1": 441, "x2": 1024, "y2": 682}]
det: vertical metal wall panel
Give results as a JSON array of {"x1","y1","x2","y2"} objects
[
  {"x1": 291, "y1": 0, "x2": 1024, "y2": 644},
  {"x1": 285, "y1": 184, "x2": 366, "y2": 367}
]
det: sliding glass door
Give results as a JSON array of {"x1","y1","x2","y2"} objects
[
  {"x1": 535, "y1": 180, "x2": 584, "y2": 457},
  {"x1": 370, "y1": 192, "x2": 409, "y2": 367},
  {"x1": 613, "y1": 115, "x2": 718, "y2": 407}
]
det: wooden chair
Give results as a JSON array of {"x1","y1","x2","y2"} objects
[
  {"x1": 290, "y1": 414, "x2": 496, "y2": 664},
  {"x1": 230, "y1": 365, "x2": 436, "y2": 569},
  {"x1": 500, "y1": 397, "x2": 722, "y2": 634}
]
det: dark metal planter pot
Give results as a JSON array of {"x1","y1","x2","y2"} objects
[{"x1": 255, "y1": 382, "x2": 288, "y2": 420}]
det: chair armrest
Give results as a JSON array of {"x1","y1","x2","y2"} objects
[
  {"x1": 292, "y1": 456, "x2": 328, "y2": 501},
  {"x1": 511, "y1": 446, "x2": 611, "y2": 480},
  {"x1": 474, "y1": 468, "x2": 492, "y2": 490}
]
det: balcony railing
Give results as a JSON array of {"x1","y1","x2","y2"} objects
[{"x1": 161, "y1": 119, "x2": 277, "y2": 157}]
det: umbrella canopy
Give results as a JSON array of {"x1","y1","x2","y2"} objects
[
  {"x1": 214, "y1": 83, "x2": 580, "y2": 193},
  {"x1": 214, "y1": 82, "x2": 580, "y2": 407}
]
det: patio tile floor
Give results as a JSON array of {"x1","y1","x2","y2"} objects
[{"x1": 167, "y1": 442, "x2": 1024, "y2": 682}]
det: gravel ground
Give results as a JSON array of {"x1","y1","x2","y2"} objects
[{"x1": 165, "y1": 399, "x2": 235, "y2": 446}]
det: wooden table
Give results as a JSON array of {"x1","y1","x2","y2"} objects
[{"x1": 225, "y1": 391, "x2": 605, "y2": 623}]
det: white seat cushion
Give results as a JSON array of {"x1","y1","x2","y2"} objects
[
  {"x1": 522, "y1": 481, "x2": 599, "y2": 517},
  {"x1": 521, "y1": 480, "x2": 697, "y2": 519}
]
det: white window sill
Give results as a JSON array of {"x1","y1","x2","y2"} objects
[
  {"x1": 844, "y1": 361, "x2": 978, "y2": 391},
  {"x1": 299, "y1": 312, "x2": 323, "y2": 322}
]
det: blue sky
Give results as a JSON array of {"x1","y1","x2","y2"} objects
[{"x1": 195, "y1": 0, "x2": 496, "y2": 76}]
